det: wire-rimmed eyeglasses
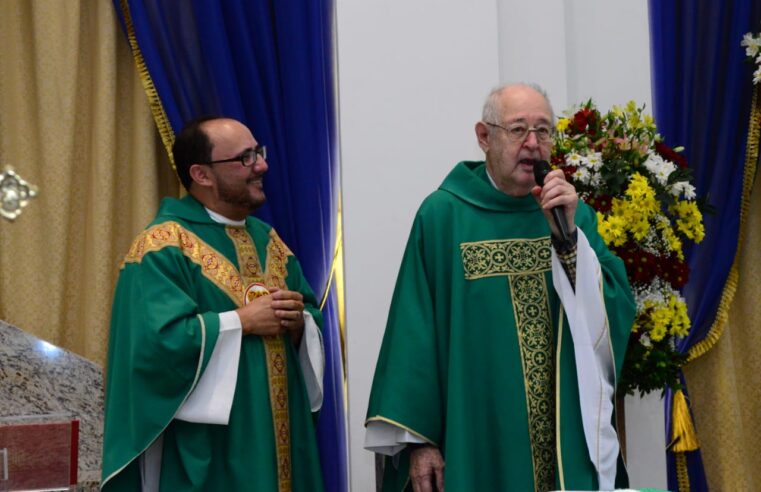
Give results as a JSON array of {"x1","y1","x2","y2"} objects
[
  {"x1": 485, "y1": 122, "x2": 555, "y2": 143},
  {"x1": 202, "y1": 145, "x2": 267, "y2": 167}
]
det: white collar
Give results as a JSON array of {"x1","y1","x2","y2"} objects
[
  {"x1": 485, "y1": 166, "x2": 500, "y2": 190},
  {"x1": 205, "y1": 207, "x2": 246, "y2": 226}
]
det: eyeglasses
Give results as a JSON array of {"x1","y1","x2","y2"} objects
[
  {"x1": 485, "y1": 122, "x2": 555, "y2": 143},
  {"x1": 202, "y1": 145, "x2": 267, "y2": 167}
]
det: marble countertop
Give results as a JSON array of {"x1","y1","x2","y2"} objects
[{"x1": 0, "y1": 320, "x2": 103, "y2": 483}]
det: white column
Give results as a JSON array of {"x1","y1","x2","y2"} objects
[
  {"x1": 336, "y1": 1, "x2": 499, "y2": 489},
  {"x1": 625, "y1": 393, "x2": 668, "y2": 490},
  {"x1": 497, "y1": 0, "x2": 652, "y2": 112}
]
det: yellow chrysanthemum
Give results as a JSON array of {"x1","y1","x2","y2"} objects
[
  {"x1": 670, "y1": 200, "x2": 705, "y2": 242},
  {"x1": 608, "y1": 174, "x2": 660, "y2": 241},
  {"x1": 626, "y1": 174, "x2": 656, "y2": 201},
  {"x1": 597, "y1": 211, "x2": 628, "y2": 247},
  {"x1": 662, "y1": 227, "x2": 684, "y2": 259},
  {"x1": 556, "y1": 118, "x2": 570, "y2": 133},
  {"x1": 651, "y1": 303, "x2": 673, "y2": 332},
  {"x1": 668, "y1": 295, "x2": 691, "y2": 337},
  {"x1": 650, "y1": 323, "x2": 668, "y2": 342}
]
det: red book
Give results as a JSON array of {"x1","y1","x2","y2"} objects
[{"x1": 0, "y1": 420, "x2": 79, "y2": 490}]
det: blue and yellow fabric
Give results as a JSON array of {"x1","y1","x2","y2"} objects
[
  {"x1": 112, "y1": 1, "x2": 347, "y2": 490},
  {"x1": 649, "y1": 1, "x2": 761, "y2": 490}
]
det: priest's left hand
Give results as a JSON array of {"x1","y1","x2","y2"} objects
[
  {"x1": 270, "y1": 288, "x2": 306, "y2": 345},
  {"x1": 409, "y1": 445, "x2": 445, "y2": 492}
]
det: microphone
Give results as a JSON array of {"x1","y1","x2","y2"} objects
[{"x1": 532, "y1": 159, "x2": 571, "y2": 245}]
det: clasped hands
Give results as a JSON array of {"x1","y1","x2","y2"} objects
[{"x1": 235, "y1": 288, "x2": 305, "y2": 344}]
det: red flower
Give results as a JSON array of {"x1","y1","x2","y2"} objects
[
  {"x1": 571, "y1": 108, "x2": 600, "y2": 136},
  {"x1": 614, "y1": 244, "x2": 660, "y2": 285},
  {"x1": 655, "y1": 141, "x2": 688, "y2": 169},
  {"x1": 572, "y1": 108, "x2": 592, "y2": 133},
  {"x1": 661, "y1": 254, "x2": 690, "y2": 289},
  {"x1": 561, "y1": 165, "x2": 577, "y2": 182},
  {"x1": 587, "y1": 194, "x2": 613, "y2": 213}
]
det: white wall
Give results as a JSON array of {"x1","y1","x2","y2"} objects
[
  {"x1": 497, "y1": 0, "x2": 654, "y2": 113},
  {"x1": 337, "y1": 0, "x2": 664, "y2": 489}
]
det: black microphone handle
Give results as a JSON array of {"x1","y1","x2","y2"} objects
[
  {"x1": 550, "y1": 206, "x2": 571, "y2": 244},
  {"x1": 532, "y1": 159, "x2": 571, "y2": 244}
]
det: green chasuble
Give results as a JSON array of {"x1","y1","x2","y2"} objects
[
  {"x1": 102, "y1": 195, "x2": 324, "y2": 492},
  {"x1": 366, "y1": 161, "x2": 635, "y2": 492}
]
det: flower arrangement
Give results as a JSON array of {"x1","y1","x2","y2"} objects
[
  {"x1": 741, "y1": 31, "x2": 761, "y2": 84},
  {"x1": 552, "y1": 100, "x2": 705, "y2": 396}
]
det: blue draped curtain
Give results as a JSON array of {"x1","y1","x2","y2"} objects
[
  {"x1": 113, "y1": 1, "x2": 347, "y2": 490},
  {"x1": 649, "y1": 1, "x2": 761, "y2": 490}
]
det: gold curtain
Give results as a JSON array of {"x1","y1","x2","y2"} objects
[
  {"x1": 683, "y1": 170, "x2": 761, "y2": 489},
  {"x1": 0, "y1": 0, "x2": 177, "y2": 367}
]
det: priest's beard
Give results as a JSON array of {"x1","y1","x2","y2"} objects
[{"x1": 216, "y1": 175, "x2": 266, "y2": 212}]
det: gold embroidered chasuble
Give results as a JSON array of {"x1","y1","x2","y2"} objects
[{"x1": 102, "y1": 195, "x2": 323, "y2": 492}]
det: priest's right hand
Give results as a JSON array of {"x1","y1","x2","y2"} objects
[
  {"x1": 235, "y1": 289, "x2": 304, "y2": 336},
  {"x1": 409, "y1": 445, "x2": 445, "y2": 492}
]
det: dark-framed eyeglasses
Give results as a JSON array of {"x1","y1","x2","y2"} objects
[
  {"x1": 485, "y1": 122, "x2": 555, "y2": 143},
  {"x1": 201, "y1": 145, "x2": 267, "y2": 167}
]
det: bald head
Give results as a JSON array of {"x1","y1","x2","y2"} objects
[{"x1": 482, "y1": 83, "x2": 555, "y2": 127}]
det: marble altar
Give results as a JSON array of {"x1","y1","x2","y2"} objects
[{"x1": 0, "y1": 320, "x2": 103, "y2": 487}]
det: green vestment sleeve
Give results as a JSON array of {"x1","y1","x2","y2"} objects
[{"x1": 103, "y1": 245, "x2": 222, "y2": 487}]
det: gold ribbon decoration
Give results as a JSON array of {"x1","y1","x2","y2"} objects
[
  {"x1": 670, "y1": 389, "x2": 700, "y2": 453},
  {"x1": 670, "y1": 389, "x2": 699, "y2": 492}
]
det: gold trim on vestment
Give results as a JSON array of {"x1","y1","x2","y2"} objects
[
  {"x1": 227, "y1": 225, "x2": 292, "y2": 492},
  {"x1": 226, "y1": 226, "x2": 264, "y2": 285},
  {"x1": 555, "y1": 307, "x2": 565, "y2": 491},
  {"x1": 122, "y1": 222, "x2": 245, "y2": 305},
  {"x1": 117, "y1": 0, "x2": 177, "y2": 173},
  {"x1": 688, "y1": 84, "x2": 761, "y2": 362},
  {"x1": 364, "y1": 416, "x2": 437, "y2": 446},
  {"x1": 460, "y1": 237, "x2": 553, "y2": 279},
  {"x1": 462, "y1": 237, "x2": 555, "y2": 492},
  {"x1": 265, "y1": 229, "x2": 291, "y2": 287},
  {"x1": 510, "y1": 270, "x2": 556, "y2": 492}
]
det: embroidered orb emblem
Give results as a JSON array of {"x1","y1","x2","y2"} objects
[
  {"x1": 202, "y1": 253, "x2": 219, "y2": 270},
  {"x1": 230, "y1": 276, "x2": 242, "y2": 290},
  {"x1": 506, "y1": 242, "x2": 538, "y2": 271},
  {"x1": 179, "y1": 232, "x2": 194, "y2": 249},
  {"x1": 152, "y1": 229, "x2": 171, "y2": 241},
  {"x1": 244, "y1": 282, "x2": 270, "y2": 305}
]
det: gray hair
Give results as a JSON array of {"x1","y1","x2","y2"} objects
[{"x1": 481, "y1": 82, "x2": 555, "y2": 125}]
